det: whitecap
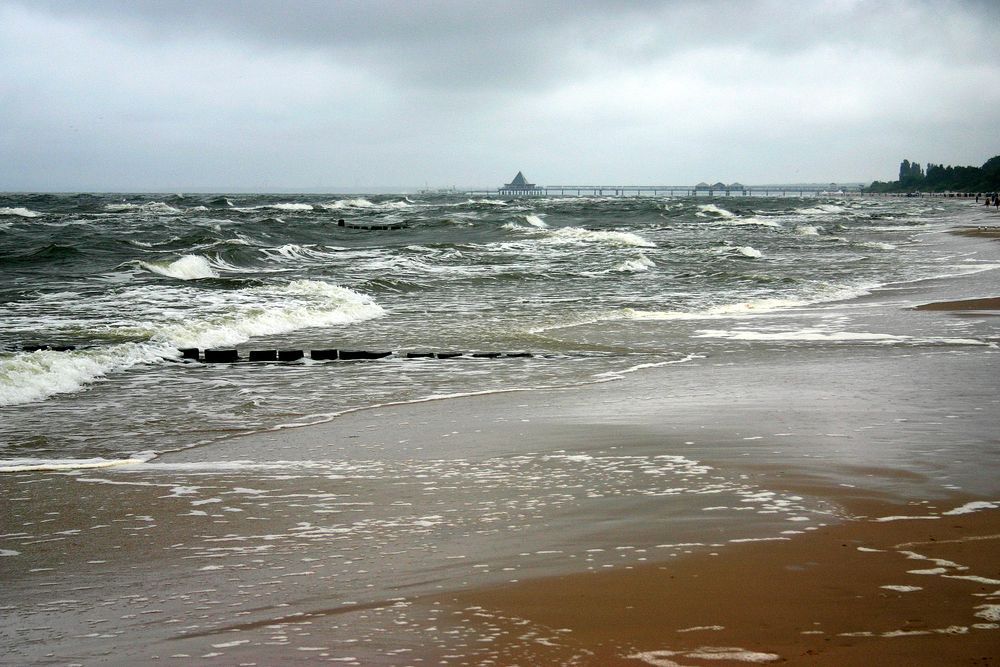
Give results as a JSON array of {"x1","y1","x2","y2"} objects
[
  {"x1": 0, "y1": 206, "x2": 42, "y2": 218},
  {"x1": 859, "y1": 241, "x2": 897, "y2": 250},
  {"x1": 613, "y1": 255, "x2": 655, "y2": 272},
  {"x1": 717, "y1": 216, "x2": 781, "y2": 228},
  {"x1": 105, "y1": 202, "x2": 182, "y2": 214},
  {"x1": 540, "y1": 227, "x2": 655, "y2": 248},
  {"x1": 233, "y1": 203, "x2": 314, "y2": 213},
  {"x1": 466, "y1": 198, "x2": 508, "y2": 206},
  {"x1": 261, "y1": 244, "x2": 341, "y2": 263},
  {"x1": 796, "y1": 225, "x2": 821, "y2": 236},
  {"x1": 0, "y1": 345, "x2": 176, "y2": 407},
  {"x1": 139, "y1": 255, "x2": 220, "y2": 280},
  {"x1": 735, "y1": 246, "x2": 762, "y2": 258},
  {"x1": 320, "y1": 198, "x2": 376, "y2": 210},
  {"x1": 153, "y1": 280, "x2": 384, "y2": 349},
  {"x1": 524, "y1": 214, "x2": 548, "y2": 228},
  {"x1": 696, "y1": 203, "x2": 735, "y2": 218},
  {"x1": 796, "y1": 204, "x2": 846, "y2": 215}
]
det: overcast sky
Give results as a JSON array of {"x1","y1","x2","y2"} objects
[{"x1": 2, "y1": 0, "x2": 998, "y2": 191}]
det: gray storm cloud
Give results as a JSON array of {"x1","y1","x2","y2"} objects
[{"x1": 2, "y1": 0, "x2": 999, "y2": 191}]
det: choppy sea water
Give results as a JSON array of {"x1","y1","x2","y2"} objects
[{"x1": 2, "y1": 193, "x2": 995, "y2": 466}]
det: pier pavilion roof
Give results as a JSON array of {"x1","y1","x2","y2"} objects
[{"x1": 505, "y1": 171, "x2": 536, "y2": 189}]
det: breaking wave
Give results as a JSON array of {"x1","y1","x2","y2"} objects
[
  {"x1": 0, "y1": 343, "x2": 176, "y2": 407},
  {"x1": 0, "y1": 207, "x2": 42, "y2": 218},
  {"x1": 104, "y1": 202, "x2": 183, "y2": 214},
  {"x1": 613, "y1": 255, "x2": 655, "y2": 272},
  {"x1": 139, "y1": 255, "x2": 220, "y2": 280},
  {"x1": 539, "y1": 227, "x2": 656, "y2": 248},
  {"x1": 152, "y1": 280, "x2": 384, "y2": 349},
  {"x1": 0, "y1": 280, "x2": 384, "y2": 406}
]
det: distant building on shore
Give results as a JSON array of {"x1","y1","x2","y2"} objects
[
  {"x1": 499, "y1": 171, "x2": 543, "y2": 196},
  {"x1": 694, "y1": 181, "x2": 746, "y2": 192}
]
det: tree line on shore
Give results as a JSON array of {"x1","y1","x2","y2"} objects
[{"x1": 866, "y1": 155, "x2": 1000, "y2": 193}]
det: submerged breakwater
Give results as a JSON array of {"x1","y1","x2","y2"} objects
[{"x1": 0, "y1": 193, "x2": 996, "y2": 463}]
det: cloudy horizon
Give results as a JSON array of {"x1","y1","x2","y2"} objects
[{"x1": 2, "y1": 0, "x2": 999, "y2": 192}]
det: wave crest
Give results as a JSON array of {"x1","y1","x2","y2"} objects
[
  {"x1": 153, "y1": 280, "x2": 384, "y2": 349},
  {"x1": 140, "y1": 255, "x2": 220, "y2": 280},
  {"x1": 541, "y1": 227, "x2": 656, "y2": 248},
  {"x1": 0, "y1": 206, "x2": 42, "y2": 218}
]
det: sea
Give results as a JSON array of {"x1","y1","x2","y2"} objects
[
  {"x1": 1, "y1": 192, "x2": 995, "y2": 465},
  {"x1": 2, "y1": 192, "x2": 999, "y2": 664}
]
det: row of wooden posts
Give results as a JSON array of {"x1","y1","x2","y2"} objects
[{"x1": 179, "y1": 348, "x2": 534, "y2": 363}]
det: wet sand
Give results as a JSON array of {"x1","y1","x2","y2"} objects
[
  {"x1": 915, "y1": 296, "x2": 1000, "y2": 311},
  {"x1": 434, "y1": 488, "x2": 1000, "y2": 666}
]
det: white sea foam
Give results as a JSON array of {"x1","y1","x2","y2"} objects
[
  {"x1": 0, "y1": 280, "x2": 382, "y2": 405},
  {"x1": 0, "y1": 206, "x2": 42, "y2": 218},
  {"x1": 466, "y1": 198, "x2": 508, "y2": 206},
  {"x1": 139, "y1": 254, "x2": 220, "y2": 280},
  {"x1": 881, "y1": 585, "x2": 923, "y2": 592},
  {"x1": 696, "y1": 204, "x2": 736, "y2": 218},
  {"x1": 628, "y1": 646, "x2": 781, "y2": 666},
  {"x1": 261, "y1": 244, "x2": 342, "y2": 264},
  {"x1": 539, "y1": 227, "x2": 656, "y2": 248},
  {"x1": 233, "y1": 203, "x2": 315, "y2": 213},
  {"x1": 321, "y1": 198, "x2": 377, "y2": 210},
  {"x1": 0, "y1": 452, "x2": 155, "y2": 473},
  {"x1": 623, "y1": 298, "x2": 808, "y2": 321},
  {"x1": 720, "y1": 216, "x2": 782, "y2": 228},
  {"x1": 942, "y1": 500, "x2": 1000, "y2": 516},
  {"x1": 693, "y1": 329, "x2": 989, "y2": 346},
  {"x1": 694, "y1": 329, "x2": 908, "y2": 342},
  {"x1": 524, "y1": 214, "x2": 548, "y2": 228},
  {"x1": 735, "y1": 246, "x2": 762, "y2": 258},
  {"x1": 796, "y1": 204, "x2": 846, "y2": 215},
  {"x1": 612, "y1": 255, "x2": 655, "y2": 272},
  {"x1": 0, "y1": 345, "x2": 176, "y2": 407},
  {"x1": 153, "y1": 280, "x2": 384, "y2": 349},
  {"x1": 796, "y1": 225, "x2": 821, "y2": 236},
  {"x1": 974, "y1": 605, "x2": 1000, "y2": 622},
  {"x1": 105, "y1": 202, "x2": 182, "y2": 214}
]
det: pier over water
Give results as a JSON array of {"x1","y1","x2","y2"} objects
[
  {"x1": 470, "y1": 171, "x2": 873, "y2": 197},
  {"x1": 473, "y1": 183, "x2": 868, "y2": 197}
]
